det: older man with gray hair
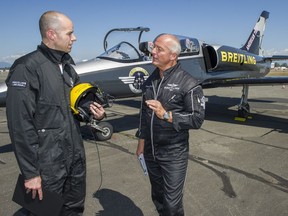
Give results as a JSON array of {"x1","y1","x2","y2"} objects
[{"x1": 136, "y1": 34, "x2": 205, "y2": 216}]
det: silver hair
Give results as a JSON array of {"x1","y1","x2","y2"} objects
[{"x1": 155, "y1": 34, "x2": 181, "y2": 55}]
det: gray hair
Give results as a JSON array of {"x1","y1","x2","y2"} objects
[{"x1": 155, "y1": 34, "x2": 181, "y2": 55}]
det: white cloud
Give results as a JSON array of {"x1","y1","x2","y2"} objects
[
  {"x1": 0, "y1": 53, "x2": 26, "y2": 64},
  {"x1": 264, "y1": 48, "x2": 288, "y2": 56}
]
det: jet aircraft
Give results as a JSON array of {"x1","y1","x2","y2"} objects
[{"x1": 0, "y1": 10, "x2": 287, "y2": 140}]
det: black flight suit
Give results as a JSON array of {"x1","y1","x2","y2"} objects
[
  {"x1": 6, "y1": 43, "x2": 86, "y2": 215},
  {"x1": 136, "y1": 62, "x2": 205, "y2": 216}
]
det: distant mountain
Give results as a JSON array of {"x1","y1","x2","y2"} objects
[{"x1": 0, "y1": 62, "x2": 11, "y2": 68}]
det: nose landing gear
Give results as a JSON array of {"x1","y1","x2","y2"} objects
[{"x1": 89, "y1": 119, "x2": 114, "y2": 141}]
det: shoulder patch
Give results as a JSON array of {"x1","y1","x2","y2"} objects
[{"x1": 11, "y1": 81, "x2": 27, "y2": 88}]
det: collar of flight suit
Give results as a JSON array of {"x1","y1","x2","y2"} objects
[{"x1": 37, "y1": 42, "x2": 75, "y2": 66}]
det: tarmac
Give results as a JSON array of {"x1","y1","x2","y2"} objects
[{"x1": 0, "y1": 84, "x2": 288, "y2": 216}]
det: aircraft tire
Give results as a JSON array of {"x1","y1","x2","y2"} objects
[
  {"x1": 238, "y1": 103, "x2": 250, "y2": 118},
  {"x1": 94, "y1": 121, "x2": 113, "y2": 141}
]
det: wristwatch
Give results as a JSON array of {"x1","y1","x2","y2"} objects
[{"x1": 163, "y1": 111, "x2": 170, "y2": 121}]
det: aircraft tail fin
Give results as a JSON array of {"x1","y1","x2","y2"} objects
[{"x1": 241, "y1": 11, "x2": 269, "y2": 55}]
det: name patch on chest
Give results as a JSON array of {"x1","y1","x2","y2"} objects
[{"x1": 164, "y1": 83, "x2": 179, "y2": 91}]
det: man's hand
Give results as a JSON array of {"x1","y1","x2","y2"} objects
[
  {"x1": 90, "y1": 102, "x2": 106, "y2": 120},
  {"x1": 136, "y1": 139, "x2": 145, "y2": 157},
  {"x1": 145, "y1": 100, "x2": 166, "y2": 119},
  {"x1": 24, "y1": 176, "x2": 43, "y2": 200}
]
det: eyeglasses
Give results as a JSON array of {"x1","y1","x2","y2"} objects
[{"x1": 152, "y1": 44, "x2": 172, "y2": 54}]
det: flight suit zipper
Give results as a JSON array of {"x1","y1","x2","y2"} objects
[
  {"x1": 150, "y1": 77, "x2": 164, "y2": 160},
  {"x1": 60, "y1": 64, "x2": 75, "y2": 166}
]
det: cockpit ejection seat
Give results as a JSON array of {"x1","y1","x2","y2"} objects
[{"x1": 139, "y1": 41, "x2": 153, "y2": 59}]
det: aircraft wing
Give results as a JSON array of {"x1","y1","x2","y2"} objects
[
  {"x1": 263, "y1": 55, "x2": 288, "y2": 61},
  {"x1": 203, "y1": 75, "x2": 288, "y2": 88}
]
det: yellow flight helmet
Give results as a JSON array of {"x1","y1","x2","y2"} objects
[
  {"x1": 70, "y1": 82, "x2": 114, "y2": 122},
  {"x1": 70, "y1": 83, "x2": 100, "y2": 121}
]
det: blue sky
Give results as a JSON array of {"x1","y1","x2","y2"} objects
[{"x1": 1, "y1": 0, "x2": 288, "y2": 64}]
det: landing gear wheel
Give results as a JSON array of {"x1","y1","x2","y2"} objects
[
  {"x1": 238, "y1": 103, "x2": 250, "y2": 118},
  {"x1": 94, "y1": 122, "x2": 113, "y2": 141}
]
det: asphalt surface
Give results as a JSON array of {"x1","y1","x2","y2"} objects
[{"x1": 0, "y1": 85, "x2": 288, "y2": 216}]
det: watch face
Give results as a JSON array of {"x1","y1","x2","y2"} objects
[{"x1": 163, "y1": 112, "x2": 169, "y2": 120}]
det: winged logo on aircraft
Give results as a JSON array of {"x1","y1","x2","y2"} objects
[{"x1": 119, "y1": 67, "x2": 149, "y2": 94}]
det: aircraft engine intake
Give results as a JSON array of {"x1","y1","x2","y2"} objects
[{"x1": 202, "y1": 44, "x2": 264, "y2": 73}]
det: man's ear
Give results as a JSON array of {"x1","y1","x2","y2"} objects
[
  {"x1": 46, "y1": 29, "x2": 56, "y2": 41},
  {"x1": 170, "y1": 52, "x2": 178, "y2": 61}
]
